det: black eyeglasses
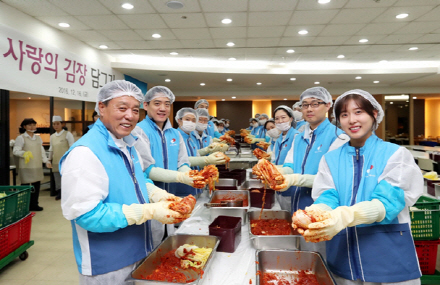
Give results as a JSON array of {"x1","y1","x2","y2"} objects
[{"x1": 300, "y1": 102, "x2": 326, "y2": 109}]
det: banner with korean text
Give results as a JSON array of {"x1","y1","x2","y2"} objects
[{"x1": 0, "y1": 23, "x2": 123, "y2": 102}]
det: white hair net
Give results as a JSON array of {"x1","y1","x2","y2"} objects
[
  {"x1": 175, "y1": 107, "x2": 198, "y2": 122},
  {"x1": 95, "y1": 80, "x2": 143, "y2": 114},
  {"x1": 249, "y1": 118, "x2": 254, "y2": 122},
  {"x1": 144, "y1": 86, "x2": 175, "y2": 104},
  {"x1": 259, "y1": 113, "x2": 269, "y2": 119},
  {"x1": 274, "y1": 105, "x2": 294, "y2": 119},
  {"x1": 333, "y1": 89, "x2": 384, "y2": 130},
  {"x1": 194, "y1": 99, "x2": 209, "y2": 109},
  {"x1": 292, "y1": 102, "x2": 301, "y2": 110},
  {"x1": 300, "y1": 86, "x2": 333, "y2": 107},
  {"x1": 196, "y1": 108, "x2": 209, "y2": 118}
]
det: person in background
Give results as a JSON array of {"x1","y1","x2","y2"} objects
[
  {"x1": 83, "y1": 111, "x2": 99, "y2": 135},
  {"x1": 214, "y1": 120, "x2": 226, "y2": 138},
  {"x1": 249, "y1": 118, "x2": 259, "y2": 135},
  {"x1": 272, "y1": 105, "x2": 300, "y2": 212},
  {"x1": 264, "y1": 119, "x2": 280, "y2": 160},
  {"x1": 175, "y1": 107, "x2": 226, "y2": 196},
  {"x1": 246, "y1": 118, "x2": 254, "y2": 130},
  {"x1": 194, "y1": 99, "x2": 215, "y2": 139},
  {"x1": 224, "y1": 119, "x2": 231, "y2": 132},
  {"x1": 13, "y1": 118, "x2": 51, "y2": 211},
  {"x1": 305, "y1": 89, "x2": 422, "y2": 285},
  {"x1": 49, "y1": 115, "x2": 74, "y2": 200},
  {"x1": 60, "y1": 80, "x2": 187, "y2": 284},
  {"x1": 255, "y1": 113, "x2": 261, "y2": 119},
  {"x1": 292, "y1": 102, "x2": 306, "y2": 132},
  {"x1": 256, "y1": 114, "x2": 269, "y2": 138}
]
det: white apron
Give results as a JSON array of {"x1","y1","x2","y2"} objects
[{"x1": 18, "y1": 134, "x2": 44, "y2": 183}]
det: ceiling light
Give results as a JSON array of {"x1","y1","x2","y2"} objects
[
  {"x1": 256, "y1": 82, "x2": 262, "y2": 85},
  {"x1": 396, "y1": 13, "x2": 408, "y2": 19},
  {"x1": 298, "y1": 30, "x2": 308, "y2": 35},
  {"x1": 373, "y1": 81, "x2": 379, "y2": 83},
  {"x1": 58, "y1": 23, "x2": 70, "y2": 28},
  {"x1": 290, "y1": 78, "x2": 296, "y2": 81},
  {"x1": 222, "y1": 99, "x2": 225, "y2": 101},
  {"x1": 121, "y1": 3, "x2": 134, "y2": 9},
  {"x1": 200, "y1": 83, "x2": 205, "y2": 86},
  {"x1": 379, "y1": 60, "x2": 388, "y2": 63},
  {"x1": 227, "y1": 42, "x2": 235, "y2": 47},
  {"x1": 359, "y1": 39, "x2": 368, "y2": 43},
  {"x1": 99, "y1": 45, "x2": 108, "y2": 49},
  {"x1": 390, "y1": 102, "x2": 394, "y2": 104},
  {"x1": 28, "y1": 97, "x2": 31, "y2": 100},
  {"x1": 409, "y1": 47, "x2": 418, "y2": 51},
  {"x1": 166, "y1": 1, "x2": 184, "y2": 9},
  {"x1": 283, "y1": 98, "x2": 287, "y2": 100},
  {"x1": 314, "y1": 81, "x2": 320, "y2": 84},
  {"x1": 286, "y1": 49, "x2": 295, "y2": 53},
  {"x1": 385, "y1": 95, "x2": 409, "y2": 100},
  {"x1": 413, "y1": 97, "x2": 417, "y2": 99},
  {"x1": 221, "y1": 18, "x2": 232, "y2": 24},
  {"x1": 227, "y1": 78, "x2": 233, "y2": 82},
  {"x1": 337, "y1": 55, "x2": 345, "y2": 59},
  {"x1": 279, "y1": 62, "x2": 286, "y2": 66},
  {"x1": 228, "y1": 57, "x2": 236, "y2": 61},
  {"x1": 152, "y1": 34, "x2": 161, "y2": 38},
  {"x1": 318, "y1": 0, "x2": 331, "y2": 3},
  {"x1": 165, "y1": 79, "x2": 171, "y2": 82},
  {"x1": 232, "y1": 96, "x2": 236, "y2": 99},
  {"x1": 170, "y1": 52, "x2": 178, "y2": 55},
  {"x1": 355, "y1": 76, "x2": 362, "y2": 79}
]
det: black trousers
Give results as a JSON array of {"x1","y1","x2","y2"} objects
[{"x1": 22, "y1": 181, "x2": 41, "y2": 209}]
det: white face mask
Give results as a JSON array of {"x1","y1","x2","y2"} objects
[
  {"x1": 218, "y1": 127, "x2": 224, "y2": 132},
  {"x1": 27, "y1": 129, "x2": 37, "y2": 133},
  {"x1": 259, "y1": 119, "x2": 267, "y2": 126},
  {"x1": 252, "y1": 123, "x2": 259, "y2": 128},
  {"x1": 267, "y1": 128, "x2": 281, "y2": 139},
  {"x1": 180, "y1": 120, "x2": 196, "y2": 133},
  {"x1": 293, "y1": 110, "x2": 303, "y2": 121},
  {"x1": 196, "y1": 122, "x2": 208, "y2": 132},
  {"x1": 225, "y1": 123, "x2": 229, "y2": 128},
  {"x1": 276, "y1": 122, "x2": 291, "y2": 132}
]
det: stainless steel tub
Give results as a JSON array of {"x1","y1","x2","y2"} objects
[
  {"x1": 208, "y1": 190, "x2": 250, "y2": 224},
  {"x1": 216, "y1": 178, "x2": 238, "y2": 189},
  {"x1": 128, "y1": 235, "x2": 219, "y2": 284},
  {"x1": 238, "y1": 180, "x2": 264, "y2": 190},
  {"x1": 248, "y1": 210, "x2": 300, "y2": 250},
  {"x1": 256, "y1": 250, "x2": 336, "y2": 285}
]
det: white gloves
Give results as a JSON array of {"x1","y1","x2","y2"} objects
[
  {"x1": 278, "y1": 174, "x2": 316, "y2": 191},
  {"x1": 303, "y1": 199, "x2": 386, "y2": 242},
  {"x1": 212, "y1": 138, "x2": 221, "y2": 142},
  {"x1": 122, "y1": 201, "x2": 189, "y2": 225},
  {"x1": 188, "y1": 152, "x2": 226, "y2": 167},
  {"x1": 148, "y1": 167, "x2": 195, "y2": 186},
  {"x1": 146, "y1": 183, "x2": 182, "y2": 203},
  {"x1": 198, "y1": 146, "x2": 211, "y2": 156}
]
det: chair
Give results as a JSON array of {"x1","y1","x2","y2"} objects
[{"x1": 418, "y1": 158, "x2": 434, "y2": 171}]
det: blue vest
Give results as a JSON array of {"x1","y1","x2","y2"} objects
[
  {"x1": 284, "y1": 119, "x2": 345, "y2": 212},
  {"x1": 60, "y1": 119, "x2": 153, "y2": 275},
  {"x1": 191, "y1": 131, "x2": 211, "y2": 150},
  {"x1": 205, "y1": 121, "x2": 215, "y2": 138},
  {"x1": 137, "y1": 117, "x2": 181, "y2": 194},
  {"x1": 176, "y1": 128, "x2": 202, "y2": 196},
  {"x1": 318, "y1": 135, "x2": 421, "y2": 283},
  {"x1": 251, "y1": 125, "x2": 262, "y2": 136}
]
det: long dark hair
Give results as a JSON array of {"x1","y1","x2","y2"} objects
[{"x1": 334, "y1": 94, "x2": 378, "y2": 130}]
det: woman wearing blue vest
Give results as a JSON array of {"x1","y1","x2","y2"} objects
[
  {"x1": 60, "y1": 81, "x2": 188, "y2": 284},
  {"x1": 264, "y1": 119, "x2": 279, "y2": 157},
  {"x1": 194, "y1": 99, "x2": 215, "y2": 139},
  {"x1": 271, "y1": 105, "x2": 299, "y2": 212},
  {"x1": 250, "y1": 118, "x2": 260, "y2": 136},
  {"x1": 292, "y1": 102, "x2": 307, "y2": 132},
  {"x1": 192, "y1": 108, "x2": 221, "y2": 155},
  {"x1": 303, "y1": 89, "x2": 423, "y2": 285},
  {"x1": 224, "y1": 119, "x2": 231, "y2": 132},
  {"x1": 175, "y1": 107, "x2": 226, "y2": 196}
]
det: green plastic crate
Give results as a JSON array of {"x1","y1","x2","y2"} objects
[
  {"x1": 411, "y1": 196, "x2": 440, "y2": 241},
  {"x1": 421, "y1": 270, "x2": 440, "y2": 284},
  {"x1": 0, "y1": 186, "x2": 31, "y2": 229}
]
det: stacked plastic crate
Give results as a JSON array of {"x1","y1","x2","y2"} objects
[
  {"x1": 410, "y1": 196, "x2": 440, "y2": 284},
  {"x1": 0, "y1": 186, "x2": 35, "y2": 270}
]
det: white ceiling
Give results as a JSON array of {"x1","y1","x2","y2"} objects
[{"x1": 4, "y1": 0, "x2": 440, "y2": 100}]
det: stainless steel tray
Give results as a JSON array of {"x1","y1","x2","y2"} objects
[
  {"x1": 216, "y1": 178, "x2": 238, "y2": 188},
  {"x1": 208, "y1": 190, "x2": 250, "y2": 224},
  {"x1": 238, "y1": 180, "x2": 264, "y2": 190},
  {"x1": 248, "y1": 210, "x2": 300, "y2": 250},
  {"x1": 128, "y1": 234, "x2": 220, "y2": 284},
  {"x1": 256, "y1": 250, "x2": 336, "y2": 285}
]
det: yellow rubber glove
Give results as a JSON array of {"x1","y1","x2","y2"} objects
[
  {"x1": 146, "y1": 183, "x2": 182, "y2": 203},
  {"x1": 204, "y1": 152, "x2": 226, "y2": 165},
  {"x1": 23, "y1": 151, "x2": 33, "y2": 164},
  {"x1": 277, "y1": 174, "x2": 316, "y2": 192},
  {"x1": 122, "y1": 201, "x2": 190, "y2": 225}
]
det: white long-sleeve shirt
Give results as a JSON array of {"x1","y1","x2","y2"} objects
[{"x1": 13, "y1": 132, "x2": 48, "y2": 163}]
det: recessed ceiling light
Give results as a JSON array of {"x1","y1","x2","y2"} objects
[
  {"x1": 290, "y1": 78, "x2": 296, "y2": 81},
  {"x1": 152, "y1": 34, "x2": 161, "y2": 38},
  {"x1": 283, "y1": 98, "x2": 287, "y2": 100},
  {"x1": 200, "y1": 83, "x2": 205, "y2": 86},
  {"x1": 166, "y1": 1, "x2": 184, "y2": 9},
  {"x1": 170, "y1": 52, "x2": 178, "y2": 55},
  {"x1": 165, "y1": 79, "x2": 171, "y2": 82},
  {"x1": 228, "y1": 57, "x2": 236, "y2": 61},
  {"x1": 222, "y1": 18, "x2": 232, "y2": 24},
  {"x1": 359, "y1": 39, "x2": 368, "y2": 43},
  {"x1": 390, "y1": 102, "x2": 394, "y2": 104},
  {"x1": 58, "y1": 23, "x2": 70, "y2": 28},
  {"x1": 379, "y1": 60, "x2": 388, "y2": 63},
  {"x1": 373, "y1": 81, "x2": 379, "y2": 83},
  {"x1": 232, "y1": 96, "x2": 236, "y2": 99},
  {"x1": 355, "y1": 76, "x2": 362, "y2": 79},
  {"x1": 121, "y1": 3, "x2": 134, "y2": 9},
  {"x1": 396, "y1": 13, "x2": 408, "y2": 19},
  {"x1": 413, "y1": 97, "x2": 417, "y2": 99},
  {"x1": 227, "y1": 78, "x2": 233, "y2": 82},
  {"x1": 337, "y1": 55, "x2": 345, "y2": 59},
  {"x1": 227, "y1": 42, "x2": 235, "y2": 47},
  {"x1": 28, "y1": 97, "x2": 31, "y2": 100},
  {"x1": 298, "y1": 30, "x2": 308, "y2": 35},
  {"x1": 99, "y1": 45, "x2": 108, "y2": 49},
  {"x1": 256, "y1": 82, "x2": 262, "y2": 85},
  {"x1": 222, "y1": 99, "x2": 225, "y2": 101},
  {"x1": 409, "y1": 47, "x2": 418, "y2": 51},
  {"x1": 318, "y1": 0, "x2": 331, "y2": 4},
  {"x1": 314, "y1": 81, "x2": 320, "y2": 84},
  {"x1": 286, "y1": 49, "x2": 295, "y2": 53}
]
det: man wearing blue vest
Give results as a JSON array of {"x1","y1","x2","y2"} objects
[{"x1": 60, "y1": 80, "x2": 188, "y2": 284}]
